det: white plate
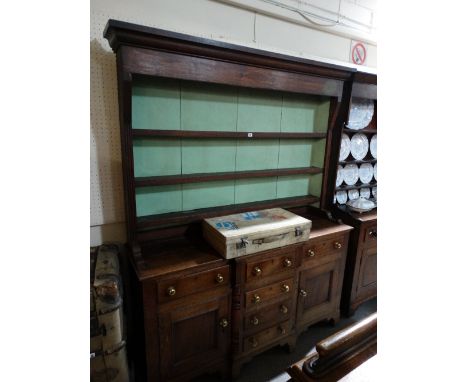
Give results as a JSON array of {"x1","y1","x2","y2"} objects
[
  {"x1": 350, "y1": 133, "x2": 369, "y2": 160},
  {"x1": 372, "y1": 186, "x2": 377, "y2": 199},
  {"x1": 370, "y1": 134, "x2": 377, "y2": 159},
  {"x1": 360, "y1": 187, "x2": 370, "y2": 199},
  {"x1": 373, "y1": 163, "x2": 377, "y2": 180},
  {"x1": 336, "y1": 190, "x2": 347, "y2": 204},
  {"x1": 336, "y1": 165, "x2": 344, "y2": 187},
  {"x1": 359, "y1": 163, "x2": 374, "y2": 184},
  {"x1": 340, "y1": 134, "x2": 351, "y2": 161},
  {"x1": 342, "y1": 164, "x2": 359, "y2": 185},
  {"x1": 348, "y1": 189, "x2": 359, "y2": 200},
  {"x1": 348, "y1": 98, "x2": 375, "y2": 130}
]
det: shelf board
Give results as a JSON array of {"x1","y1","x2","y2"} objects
[
  {"x1": 335, "y1": 182, "x2": 377, "y2": 191},
  {"x1": 132, "y1": 129, "x2": 327, "y2": 140},
  {"x1": 135, "y1": 167, "x2": 323, "y2": 187},
  {"x1": 136, "y1": 195, "x2": 320, "y2": 229},
  {"x1": 339, "y1": 158, "x2": 377, "y2": 165},
  {"x1": 343, "y1": 128, "x2": 377, "y2": 135}
]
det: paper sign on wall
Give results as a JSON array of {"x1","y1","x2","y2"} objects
[{"x1": 350, "y1": 40, "x2": 367, "y2": 65}]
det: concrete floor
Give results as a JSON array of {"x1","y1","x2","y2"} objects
[{"x1": 194, "y1": 298, "x2": 377, "y2": 382}]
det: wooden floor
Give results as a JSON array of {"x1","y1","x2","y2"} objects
[{"x1": 193, "y1": 298, "x2": 377, "y2": 382}]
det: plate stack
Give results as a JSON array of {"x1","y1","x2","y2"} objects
[{"x1": 334, "y1": 98, "x2": 377, "y2": 210}]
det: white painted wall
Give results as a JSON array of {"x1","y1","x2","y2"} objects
[{"x1": 90, "y1": 0, "x2": 378, "y2": 246}]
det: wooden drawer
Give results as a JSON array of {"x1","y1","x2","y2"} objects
[
  {"x1": 245, "y1": 246, "x2": 297, "y2": 283},
  {"x1": 244, "y1": 299, "x2": 292, "y2": 333},
  {"x1": 303, "y1": 235, "x2": 346, "y2": 265},
  {"x1": 158, "y1": 265, "x2": 230, "y2": 303},
  {"x1": 363, "y1": 225, "x2": 377, "y2": 248},
  {"x1": 244, "y1": 321, "x2": 290, "y2": 352},
  {"x1": 245, "y1": 277, "x2": 294, "y2": 311}
]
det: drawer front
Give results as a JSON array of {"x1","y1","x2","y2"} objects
[
  {"x1": 245, "y1": 247, "x2": 297, "y2": 283},
  {"x1": 158, "y1": 265, "x2": 230, "y2": 303},
  {"x1": 303, "y1": 235, "x2": 346, "y2": 265},
  {"x1": 244, "y1": 299, "x2": 292, "y2": 333},
  {"x1": 363, "y1": 225, "x2": 377, "y2": 248},
  {"x1": 244, "y1": 321, "x2": 290, "y2": 352},
  {"x1": 245, "y1": 277, "x2": 294, "y2": 311}
]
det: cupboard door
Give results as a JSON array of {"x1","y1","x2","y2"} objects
[
  {"x1": 355, "y1": 247, "x2": 377, "y2": 301},
  {"x1": 158, "y1": 293, "x2": 230, "y2": 380},
  {"x1": 296, "y1": 260, "x2": 341, "y2": 327}
]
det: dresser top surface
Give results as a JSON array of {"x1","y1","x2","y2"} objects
[
  {"x1": 309, "y1": 218, "x2": 353, "y2": 239},
  {"x1": 133, "y1": 217, "x2": 352, "y2": 280},
  {"x1": 134, "y1": 237, "x2": 226, "y2": 281}
]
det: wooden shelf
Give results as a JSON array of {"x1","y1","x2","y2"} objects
[
  {"x1": 135, "y1": 167, "x2": 323, "y2": 187},
  {"x1": 136, "y1": 195, "x2": 320, "y2": 229},
  {"x1": 339, "y1": 158, "x2": 377, "y2": 165},
  {"x1": 132, "y1": 129, "x2": 327, "y2": 140},
  {"x1": 335, "y1": 182, "x2": 377, "y2": 191},
  {"x1": 343, "y1": 128, "x2": 377, "y2": 135}
]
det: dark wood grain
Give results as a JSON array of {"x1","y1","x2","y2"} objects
[
  {"x1": 343, "y1": 128, "x2": 377, "y2": 134},
  {"x1": 287, "y1": 313, "x2": 377, "y2": 381},
  {"x1": 135, "y1": 167, "x2": 323, "y2": 187},
  {"x1": 104, "y1": 19, "x2": 355, "y2": 80},
  {"x1": 335, "y1": 181, "x2": 377, "y2": 191},
  {"x1": 339, "y1": 158, "x2": 376, "y2": 165},
  {"x1": 132, "y1": 128, "x2": 327, "y2": 139},
  {"x1": 121, "y1": 46, "x2": 344, "y2": 97}
]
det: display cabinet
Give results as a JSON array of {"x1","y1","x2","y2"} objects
[
  {"x1": 104, "y1": 19, "x2": 365, "y2": 381},
  {"x1": 330, "y1": 72, "x2": 377, "y2": 316}
]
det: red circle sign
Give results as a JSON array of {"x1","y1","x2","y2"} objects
[{"x1": 352, "y1": 42, "x2": 367, "y2": 65}]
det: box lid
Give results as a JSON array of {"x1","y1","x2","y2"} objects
[{"x1": 204, "y1": 208, "x2": 311, "y2": 238}]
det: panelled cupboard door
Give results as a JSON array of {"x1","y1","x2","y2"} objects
[
  {"x1": 296, "y1": 260, "x2": 340, "y2": 327},
  {"x1": 355, "y1": 247, "x2": 377, "y2": 301},
  {"x1": 158, "y1": 293, "x2": 230, "y2": 380}
]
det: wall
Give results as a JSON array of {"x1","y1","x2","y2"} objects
[{"x1": 90, "y1": 0, "x2": 378, "y2": 246}]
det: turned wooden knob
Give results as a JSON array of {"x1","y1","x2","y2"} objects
[
  {"x1": 251, "y1": 316, "x2": 259, "y2": 326},
  {"x1": 252, "y1": 266, "x2": 262, "y2": 276},
  {"x1": 219, "y1": 318, "x2": 229, "y2": 328},
  {"x1": 167, "y1": 286, "x2": 176, "y2": 296},
  {"x1": 281, "y1": 284, "x2": 290, "y2": 293},
  {"x1": 278, "y1": 326, "x2": 286, "y2": 335},
  {"x1": 250, "y1": 337, "x2": 258, "y2": 348},
  {"x1": 283, "y1": 258, "x2": 292, "y2": 267},
  {"x1": 215, "y1": 273, "x2": 224, "y2": 283},
  {"x1": 307, "y1": 249, "x2": 315, "y2": 257},
  {"x1": 300, "y1": 289, "x2": 307, "y2": 297},
  {"x1": 280, "y1": 305, "x2": 288, "y2": 314},
  {"x1": 252, "y1": 294, "x2": 261, "y2": 304},
  {"x1": 334, "y1": 242, "x2": 342, "y2": 249}
]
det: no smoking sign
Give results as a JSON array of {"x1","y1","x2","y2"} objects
[{"x1": 350, "y1": 41, "x2": 367, "y2": 65}]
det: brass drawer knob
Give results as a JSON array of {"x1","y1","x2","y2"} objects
[
  {"x1": 219, "y1": 318, "x2": 229, "y2": 328},
  {"x1": 281, "y1": 284, "x2": 290, "y2": 293},
  {"x1": 252, "y1": 266, "x2": 262, "y2": 276},
  {"x1": 334, "y1": 242, "x2": 342, "y2": 249},
  {"x1": 252, "y1": 294, "x2": 261, "y2": 304},
  {"x1": 167, "y1": 286, "x2": 176, "y2": 296},
  {"x1": 250, "y1": 337, "x2": 258, "y2": 348},
  {"x1": 251, "y1": 316, "x2": 259, "y2": 326},
  {"x1": 307, "y1": 249, "x2": 315, "y2": 257},
  {"x1": 215, "y1": 273, "x2": 224, "y2": 283},
  {"x1": 283, "y1": 258, "x2": 292, "y2": 267},
  {"x1": 278, "y1": 326, "x2": 286, "y2": 335},
  {"x1": 299, "y1": 289, "x2": 307, "y2": 297},
  {"x1": 280, "y1": 305, "x2": 288, "y2": 314}
]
